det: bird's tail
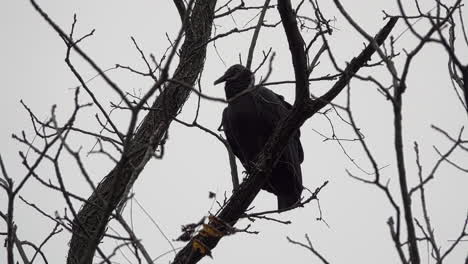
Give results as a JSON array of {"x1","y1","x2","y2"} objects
[{"x1": 277, "y1": 193, "x2": 301, "y2": 210}]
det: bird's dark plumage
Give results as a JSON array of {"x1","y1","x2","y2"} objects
[{"x1": 215, "y1": 64, "x2": 304, "y2": 209}]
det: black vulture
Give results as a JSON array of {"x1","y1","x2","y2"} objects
[{"x1": 214, "y1": 64, "x2": 304, "y2": 209}]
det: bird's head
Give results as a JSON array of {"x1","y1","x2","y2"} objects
[{"x1": 213, "y1": 64, "x2": 255, "y2": 87}]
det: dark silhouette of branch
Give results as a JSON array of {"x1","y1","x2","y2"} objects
[
  {"x1": 0, "y1": 155, "x2": 14, "y2": 264},
  {"x1": 246, "y1": 0, "x2": 271, "y2": 70},
  {"x1": 173, "y1": 0, "x2": 186, "y2": 21},
  {"x1": 309, "y1": 17, "x2": 398, "y2": 112},
  {"x1": 278, "y1": 0, "x2": 310, "y2": 105},
  {"x1": 287, "y1": 234, "x2": 329, "y2": 264},
  {"x1": 29, "y1": 0, "x2": 131, "y2": 107}
]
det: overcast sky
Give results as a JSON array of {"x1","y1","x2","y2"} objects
[{"x1": 1, "y1": 0, "x2": 467, "y2": 263}]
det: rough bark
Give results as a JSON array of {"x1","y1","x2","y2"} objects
[{"x1": 66, "y1": 1, "x2": 217, "y2": 263}]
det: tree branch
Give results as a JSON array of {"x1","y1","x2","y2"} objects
[
  {"x1": 173, "y1": 0, "x2": 186, "y2": 21},
  {"x1": 61, "y1": 1, "x2": 218, "y2": 263},
  {"x1": 246, "y1": 0, "x2": 271, "y2": 70},
  {"x1": 278, "y1": 0, "x2": 310, "y2": 105}
]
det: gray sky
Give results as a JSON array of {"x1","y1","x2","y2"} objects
[{"x1": 1, "y1": 0, "x2": 467, "y2": 263}]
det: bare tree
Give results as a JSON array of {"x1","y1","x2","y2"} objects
[{"x1": 1, "y1": 0, "x2": 467, "y2": 264}]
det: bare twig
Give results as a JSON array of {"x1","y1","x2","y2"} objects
[
  {"x1": 246, "y1": 0, "x2": 271, "y2": 70},
  {"x1": 287, "y1": 234, "x2": 329, "y2": 264}
]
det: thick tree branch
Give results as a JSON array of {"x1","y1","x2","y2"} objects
[
  {"x1": 62, "y1": 1, "x2": 217, "y2": 263},
  {"x1": 278, "y1": 0, "x2": 310, "y2": 105},
  {"x1": 309, "y1": 17, "x2": 398, "y2": 113},
  {"x1": 173, "y1": 0, "x2": 186, "y2": 21}
]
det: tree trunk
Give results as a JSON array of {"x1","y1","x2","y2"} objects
[{"x1": 66, "y1": 1, "x2": 217, "y2": 263}]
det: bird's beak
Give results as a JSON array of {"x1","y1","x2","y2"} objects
[{"x1": 213, "y1": 73, "x2": 228, "y2": 85}]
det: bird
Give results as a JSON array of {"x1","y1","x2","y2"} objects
[{"x1": 214, "y1": 64, "x2": 304, "y2": 209}]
